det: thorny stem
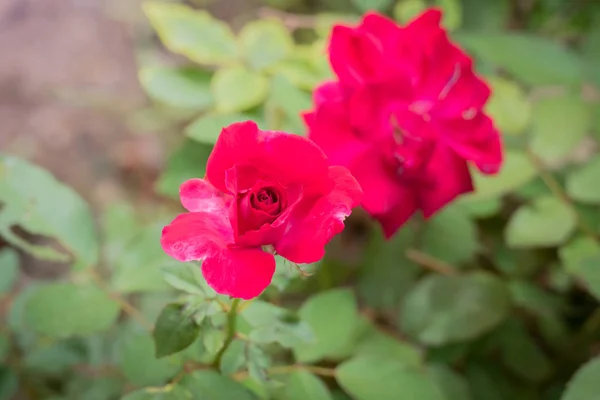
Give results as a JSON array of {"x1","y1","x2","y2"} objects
[
  {"x1": 212, "y1": 298, "x2": 242, "y2": 368},
  {"x1": 232, "y1": 364, "x2": 336, "y2": 381},
  {"x1": 405, "y1": 248, "x2": 457, "y2": 275},
  {"x1": 89, "y1": 270, "x2": 154, "y2": 331}
]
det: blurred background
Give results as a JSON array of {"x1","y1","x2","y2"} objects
[{"x1": 2, "y1": 0, "x2": 600, "y2": 399}]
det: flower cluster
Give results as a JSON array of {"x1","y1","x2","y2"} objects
[
  {"x1": 160, "y1": 9, "x2": 503, "y2": 299},
  {"x1": 305, "y1": 9, "x2": 502, "y2": 237}
]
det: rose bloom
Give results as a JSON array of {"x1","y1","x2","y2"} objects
[
  {"x1": 160, "y1": 121, "x2": 362, "y2": 299},
  {"x1": 305, "y1": 9, "x2": 503, "y2": 238}
]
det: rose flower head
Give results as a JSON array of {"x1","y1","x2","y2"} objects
[
  {"x1": 305, "y1": 9, "x2": 503, "y2": 238},
  {"x1": 160, "y1": 121, "x2": 363, "y2": 299}
]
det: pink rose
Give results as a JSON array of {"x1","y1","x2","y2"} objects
[
  {"x1": 160, "y1": 121, "x2": 362, "y2": 299},
  {"x1": 305, "y1": 9, "x2": 503, "y2": 238}
]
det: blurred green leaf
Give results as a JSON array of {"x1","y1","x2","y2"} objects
[
  {"x1": 434, "y1": 0, "x2": 462, "y2": 31},
  {"x1": 456, "y1": 33, "x2": 584, "y2": 85},
  {"x1": 241, "y1": 300, "x2": 314, "y2": 348},
  {"x1": 566, "y1": 156, "x2": 600, "y2": 204},
  {"x1": 139, "y1": 67, "x2": 213, "y2": 110},
  {"x1": 212, "y1": 66, "x2": 269, "y2": 113},
  {"x1": 353, "y1": 320, "x2": 423, "y2": 368},
  {"x1": 359, "y1": 226, "x2": 419, "y2": 311},
  {"x1": 181, "y1": 370, "x2": 258, "y2": 399},
  {"x1": 337, "y1": 355, "x2": 445, "y2": 400},
  {"x1": 118, "y1": 331, "x2": 181, "y2": 387},
  {"x1": 559, "y1": 236, "x2": 600, "y2": 273},
  {"x1": 393, "y1": 0, "x2": 427, "y2": 24},
  {"x1": 459, "y1": 0, "x2": 509, "y2": 31},
  {"x1": 0, "y1": 155, "x2": 99, "y2": 267},
  {"x1": 155, "y1": 140, "x2": 212, "y2": 199},
  {"x1": 112, "y1": 225, "x2": 171, "y2": 294},
  {"x1": 153, "y1": 303, "x2": 200, "y2": 358},
  {"x1": 0, "y1": 334, "x2": 8, "y2": 363},
  {"x1": 529, "y1": 96, "x2": 591, "y2": 164},
  {"x1": 239, "y1": 20, "x2": 294, "y2": 71},
  {"x1": 484, "y1": 77, "x2": 531, "y2": 136},
  {"x1": 0, "y1": 367, "x2": 18, "y2": 400},
  {"x1": 284, "y1": 371, "x2": 333, "y2": 400},
  {"x1": 428, "y1": 364, "x2": 473, "y2": 400},
  {"x1": 573, "y1": 254, "x2": 600, "y2": 301},
  {"x1": 265, "y1": 75, "x2": 311, "y2": 133},
  {"x1": 352, "y1": 0, "x2": 394, "y2": 12},
  {"x1": 220, "y1": 339, "x2": 246, "y2": 375},
  {"x1": 463, "y1": 151, "x2": 538, "y2": 201},
  {"x1": 161, "y1": 261, "x2": 211, "y2": 297},
  {"x1": 456, "y1": 197, "x2": 502, "y2": 218},
  {"x1": 121, "y1": 385, "x2": 191, "y2": 399},
  {"x1": 508, "y1": 280, "x2": 561, "y2": 317},
  {"x1": 186, "y1": 113, "x2": 252, "y2": 145},
  {"x1": 421, "y1": 205, "x2": 479, "y2": 265},
  {"x1": 504, "y1": 196, "x2": 576, "y2": 248},
  {"x1": 24, "y1": 283, "x2": 119, "y2": 337},
  {"x1": 293, "y1": 289, "x2": 361, "y2": 363},
  {"x1": 143, "y1": 2, "x2": 237, "y2": 65},
  {"x1": 0, "y1": 248, "x2": 18, "y2": 295},
  {"x1": 561, "y1": 356, "x2": 600, "y2": 400},
  {"x1": 401, "y1": 272, "x2": 511, "y2": 346}
]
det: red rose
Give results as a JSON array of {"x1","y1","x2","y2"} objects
[
  {"x1": 160, "y1": 121, "x2": 362, "y2": 299},
  {"x1": 305, "y1": 9, "x2": 503, "y2": 238}
]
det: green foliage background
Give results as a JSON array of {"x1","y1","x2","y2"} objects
[{"x1": 2, "y1": 0, "x2": 600, "y2": 398}]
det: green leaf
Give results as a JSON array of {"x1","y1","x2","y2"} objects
[
  {"x1": 285, "y1": 371, "x2": 333, "y2": 400},
  {"x1": 428, "y1": 364, "x2": 472, "y2": 400},
  {"x1": 358, "y1": 226, "x2": 419, "y2": 311},
  {"x1": 421, "y1": 205, "x2": 479, "y2": 265},
  {"x1": 0, "y1": 155, "x2": 99, "y2": 267},
  {"x1": 456, "y1": 33, "x2": 584, "y2": 85},
  {"x1": 143, "y1": 2, "x2": 237, "y2": 65},
  {"x1": 211, "y1": 66, "x2": 269, "y2": 113},
  {"x1": 121, "y1": 385, "x2": 191, "y2": 399},
  {"x1": 139, "y1": 67, "x2": 213, "y2": 110},
  {"x1": 238, "y1": 20, "x2": 294, "y2": 71},
  {"x1": 457, "y1": 197, "x2": 502, "y2": 218},
  {"x1": 0, "y1": 333, "x2": 8, "y2": 363},
  {"x1": 0, "y1": 249, "x2": 19, "y2": 295},
  {"x1": 484, "y1": 77, "x2": 531, "y2": 136},
  {"x1": 336, "y1": 355, "x2": 445, "y2": 400},
  {"x1": 219, "y1": 339, "x2": 246, "y2": 375},
  {"x1": 573, "y1": 254, "x2": 600, "y2": 301},
  {"x1": 265, "y1": 75, "x2": 311, "y2": 133},
  {"x1": 559, "y1": 236, "x2": 600, "y2": 273},
  {"x1": 186, "y1": 113, "x2": 253, "y2": 145},
  {"x1": 161, "y1": 261, "x2": 211, "y2": 297},
  {"x1": 401, "y1": 272, "x2": 511, "y2": 346},
  {"x1": 24, "y1": 283, "x2": 119, "y2": 337},
  {"x1": 111, "y1": 225, "x2": 171, "y2": 293},
  {"x1": 353, "y1": 320, "x2": 423, "y2": 368},
  {"x1": 393, "y1": 0, "x2": 427, "y2": 24},
  {"x1": 462, "y1": 151, "x2": 538, "y2": 201},
  {"x1": 155, "y1": 140, "x2": 212, "y2": 199},
  {"x1": 562, "y1": 356, "x2": 600, "y2": 400},
  {"x1": 292, "y1": 289, "x2": 362, "y2": 363},
  {"x1": 153, "y1": 303, "x2": 200, "y2": 358},
  {"x1": 181, "y1": 370, "x2": 258, "y2": 400},
  {"x1": 0, "y1": 367, "x2": 18, "y2": 400},
  {"x1": 118, "y1": 331, "x2": 182, "y2": 387},
  {"x1": 352, "y1": 0, "x2": 394, "y2": 12},
  {"x1": 504, "y1": 196, "x2": 576, "y2": 249},
  {"x1": 529, "y1": 96, "x2": 592, "y2": 164},
  {"x1": 433, "y1": 0, "x2": 462, "y2": 31},
  {"x1": 241, "y1": 300, "x2": 314, "y2": 348},
  {"x1": 566, "y1": 156, "x2": 600, "y2": 204}
]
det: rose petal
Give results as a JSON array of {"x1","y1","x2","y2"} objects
[
  {"x1": 180, "y1": 178, "x2": 231, "y2": 213},
  {"x1": 275, "y1": 166, "x2": 362, "y2": 264},
  {"x1": 201, "y1": 247, "x2": 276, "y2": 299},
  {"x1": 207, "y1": 121, "x2": 330, "y2": 196},
  {"x1": 377, "y1": 197, "x2": 418, "y2": 239},
  {"x1": 418, "y1": 144, "x2": 473, "y2": 218},
  {"x1": 438, "y1": 113, "x2": 503, "y2": 174},
  {"x1": 160, "y1": 212, "x2": 233, "y2": 262}
]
